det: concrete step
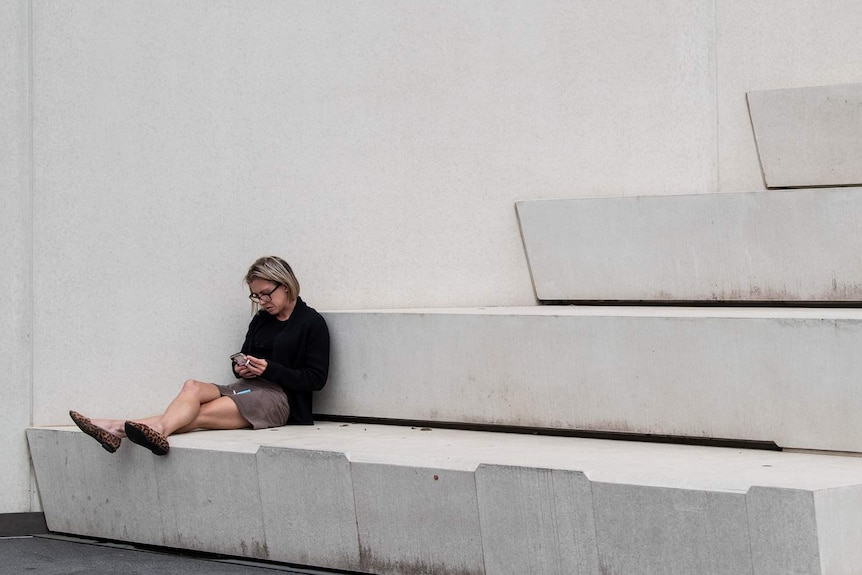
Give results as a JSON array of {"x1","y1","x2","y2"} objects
[
  {"x1": 747, "y1": 83, "x2": 862, "y2": 188},
  {"x1": 318, "y1": 306, "x2": 862, "y2": 453},
  {"x1": 27, "y1": 423, "x2": 862, "y2": 575},
  {"x1": 515, "y1": 188, "x2": 862, "y2": 302}
]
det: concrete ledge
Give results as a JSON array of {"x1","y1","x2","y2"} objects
[
  {"x1": 27, "y1": 423, "x2": 862, "y2": 575},
  {"x1": 748, "y1": 83, "x2": 862, "y2": 188},
  {"x1": 319, "y1": 306, "x2": 862, "y2": 453},
  {"x1": 515, "y1": 189, "x2": 862, "y2": 302}
]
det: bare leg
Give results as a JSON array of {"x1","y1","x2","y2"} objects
[
  {"x1": 89, "y1": 379, "x2": 250, "y2": 438},
  {"x1": 173, "y1": 396, "x2": 251, "y2": 434},
  {"x1": 139, "y1": 379, "x2": 223, "y2": 436}
]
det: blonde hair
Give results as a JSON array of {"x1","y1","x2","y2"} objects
[{"x1": 245, "y1": 256, "x2": 300, "y2": 301}]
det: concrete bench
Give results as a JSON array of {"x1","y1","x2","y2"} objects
[
  {"x1": 27, "y1": 422, "x2": 862, "y2": 575},
  {"x1": 29, "y1": 185, "x2": 862, "y2": 574},
  {"x1": 317, "y1": 306, "x2": 862, "y2": 453},
  {"x1": 516, "y1": 188, "x2": 862, "y2": 303},
  {"x1": 747, "y1": 83, "x2": 862, "y2": 188}
]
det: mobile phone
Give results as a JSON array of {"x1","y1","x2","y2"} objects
[{"x1": 230, "y1": 352, "x2": 249, "y2": 366}]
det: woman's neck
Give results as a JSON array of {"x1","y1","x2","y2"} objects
[{"x1": 275, "y1": 298, "x2": 297, "y2": 321}]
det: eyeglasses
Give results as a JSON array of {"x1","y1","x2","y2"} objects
[{"x1": 249, "y1": 283, "x2": 282, "y2": 303}]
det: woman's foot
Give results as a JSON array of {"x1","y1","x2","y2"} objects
[
  {"x1": 69, "y1": 411, "x2": 122, "y2": 453},
  {"x1": 124, "y1": 421, "x2": 170, "y2": 456}
]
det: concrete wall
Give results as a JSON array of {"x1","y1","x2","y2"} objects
[
  {"x1": 6, "y1": 0, "x2": 862, "y2": 514},
  {"x1": 717, "y1": 1, "x2": 862, "y2": 192},
  {"x1": 1, "y1": 0, "x2": 35, "y2": 515}
]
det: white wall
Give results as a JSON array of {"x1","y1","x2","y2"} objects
[
  {"x1": 716, "y1": 1, "x2": 862, "y2": 192},
  {"x1": 1, "y1": 0, "x2": 35, "y2": 515},
  {"x1": 29, "y1": 0, "x2": 719, "y2": 424},
  {"x1": 6, "y1": 0, "x2": 862, "y2": 514}
]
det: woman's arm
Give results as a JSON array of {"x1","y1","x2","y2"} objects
[{"x1": 232, "y1": 313, "x2": 262, "y2": 378}]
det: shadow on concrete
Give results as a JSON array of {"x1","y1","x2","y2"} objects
[{"x1": 0, "y1": 534, "x2": 348, "y2": 575}]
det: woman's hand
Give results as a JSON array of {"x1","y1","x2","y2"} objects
[
  {"x1": 235, "y1": 363, "x2": 255, "y2": 378},
  {"x1": 242, "y1": 355, "x2": 268, "y2": 378}
]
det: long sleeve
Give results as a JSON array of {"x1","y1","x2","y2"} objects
[
  {"x1": 231, "y1": 313, "x2": 263, "y2": 378},
  {"x1": 261, "y1": 313, "x2": 330, "y2": 393}
]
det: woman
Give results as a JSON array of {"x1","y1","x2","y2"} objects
[{"x1": 69, "y1": 256, "x2": 330, "y2": 455}]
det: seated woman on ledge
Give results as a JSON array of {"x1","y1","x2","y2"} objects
[{"x1": 70, "y1": 255, "x2": 330, "y2": 456}]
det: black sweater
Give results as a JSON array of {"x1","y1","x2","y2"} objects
[{"x1": 232, "y1": 297, "x2": 330, "y2": 424}]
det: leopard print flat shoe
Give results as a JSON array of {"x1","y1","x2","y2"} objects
[
  {"x1": 124, "y1": 421, "x2": 170, "y2": 456},
  {"x1": 69, "y1": 410, "x2": 122, "y2": 453}
]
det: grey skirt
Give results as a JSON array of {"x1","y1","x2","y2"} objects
[{"x1": 218, "y1": 378, "x2": 290, "y2": 429}]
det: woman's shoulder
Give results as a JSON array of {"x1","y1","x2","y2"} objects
[{"x1": 294, "y1": 298, "x2": 328, "y2": 326}]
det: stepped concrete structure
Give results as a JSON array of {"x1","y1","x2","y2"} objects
[
  {"x1": 10, "y1": 2, "x2": 862, "y2": 575},
  {"x1": 28, "y1": 188, "x2": 862, "y2": 574}
]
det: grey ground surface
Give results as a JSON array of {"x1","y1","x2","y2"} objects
[{"x1": 0, "y1": 535, "x2": 336, "y2": 575}]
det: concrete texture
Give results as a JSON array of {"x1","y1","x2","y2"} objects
[
  {"x1": 0, "y1": 0, "x2": 33, "y2": 516},
  {"x1": 717, "y1": 1, "x2": 862, "y2": 192},
  {"x1": 352, "y1": 463, "x2": 485, "y2": 575},
  {"x1": 155, "y1": 446, "x2": 267, "y2": 559},
  {"x1": 475, "y1": 465, "x2": 599, "y2": 575},
  {"x1": 516, "y1": 189, "x2": 862, "y2": 302},
  {"x1": 748, "y1": 84, "x2": 862, "y2": 188},
  {"x1": 814, "y1": 486, "x2": 862, "y2": 575},
  {"x1": 319, "y1": 306, "x2": 862, "y2": 452},
  {"x1": 27, "y1": 423, "x2": 862, "y2": 575},
  {"x1": 26, "y1": 428, "x2": 164, "y2": 546},
  {"x1": 257, "y1": 447, "x2": 361, "y2": 571},
  {"x1": 592, "y1": 484, "x2": 752, "y2": 575},
  {"x1": 26, "y1": 0, "x2": 716, "y2": 314},
  {"x1": 747, "y1": 487, "x2": 820, "y2": 575}
]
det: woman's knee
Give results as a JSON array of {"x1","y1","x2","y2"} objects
[{"x1": 179, "y1": 379, "x2": 218, "y2": 401}]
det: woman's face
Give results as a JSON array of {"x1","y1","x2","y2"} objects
[{"x1": 248, "y1": 278, "x2": 289, "y2": 316}]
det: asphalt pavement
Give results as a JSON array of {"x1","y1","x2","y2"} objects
[{"x1": 0, "y1": 534, "x2": 339, "y2": 575}]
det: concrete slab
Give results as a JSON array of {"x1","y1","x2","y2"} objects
[
  {"x1": 26, "y1": 428, "x2": 164, "y2": 545},
  {"x1": 351, "y1": 462, "x2": 485, "y2": 575},
  {"x1": 748, "y1": 84, "x2": 862, "y2": 188},
  {"x1": 515, "y1": 189, "x2": 862, "y2": 303},
  {"x1": 747, "y1": 487, "x2": 820, "y2": 575},
  {"x1": 475, "y1": 465, "x2": 599, "y2": 575},
  {"x1": 28, "y1": 424, "x2": 862, "y2": 574},
  {"x1": 257, "y1": 447, "x2": 361, "y2": 571},
  {"x1": 592, "y1": 483, "x2": 752, "y2": 575},
  {"x1": 813, "y1": 485, "x2": 862, "y2": 575},
  {"x1": 155, "y1": 446, "x2": 267, "y2": 559},
  {"x1": 319, "y1": 306, "x2": 862, "y2": 452}
]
